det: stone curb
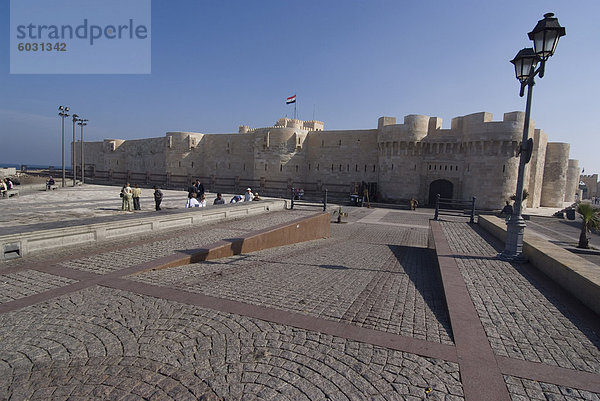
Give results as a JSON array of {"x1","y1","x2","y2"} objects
[{"x1": 0, "y1": 199, "x2": 287, "y2": 261}]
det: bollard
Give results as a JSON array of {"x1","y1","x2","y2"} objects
[
  {"x1": 434, "y1": 194, "x2": 440, "y2": 220},
  {"x1": 323, "y1": 189, "x2": 328, "y2": 211},
  {"x1": 470, "y1": 196, "x2": 476, "y2": 223}
]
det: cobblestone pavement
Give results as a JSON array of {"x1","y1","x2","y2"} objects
[
  {"x1": 0, "y1": 205, "x2": 599, "y2": 400},
  {"x1": 504, "y1": 376, "x2": 600, "y2": 401},
  {"x1": 440, "y1": 221, "x2": 600, "y2": 374}
]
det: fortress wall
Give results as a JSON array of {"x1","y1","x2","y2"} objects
[
  {"x1": 541, "y1": 142, "x2": 570, "y2": 207},
  {"x1": 77, "y1": 141, "x2": 105, "y2": 172},
  {"x1": 526, "y1": 129, "x2": 548, "y2": 208},
  {"x1": 379, "y1": 114, "x2": 431, "y2": 142},
  {"x1": 164, "y1": 132, "x2": 204, "y2": 177},
  {"x1": 201, "y1": 133, "x2": 254, "y2": 180},
  {"x1": 378, "y1": 140, "x2": 425, "y2": 201},
  {"x1": 251, "y1": 127, "x2": 307, "y2": 185},
  {"x1": 305, "y1": 129, "x2": 378, "y2": 190},
  {"x1": 564, "y1": 159, "x2": 580, "y2": 203},
  {"x1": 580, "y1": 174, "x2": 599, "y2": 199}
]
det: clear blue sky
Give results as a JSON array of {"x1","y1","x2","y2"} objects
[{"x1": 1, "y1": 0, "x2": 599, "y2": 175}]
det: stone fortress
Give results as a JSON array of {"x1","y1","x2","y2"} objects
[{"x1": 77, "y1": 111, "x2": 582, "y2": 210}]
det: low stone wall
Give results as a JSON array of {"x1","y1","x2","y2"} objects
[
  {"x1": 0, "y1": 199, "x2": 287, "y2": 260},
  {"x1": 146, "y1": 212, "x2": 331, "y2": 271},
  {"x1": 479, "y1": 215, "x2": 600, "y2": 316}
]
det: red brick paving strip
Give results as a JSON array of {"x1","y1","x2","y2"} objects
[{"x1": 430, "y1": 220, "x2": 511, "y2": 401}]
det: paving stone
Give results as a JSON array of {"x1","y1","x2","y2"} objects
[{"x1": 0, "y1": 286, "x2": 463, "y2": 400}]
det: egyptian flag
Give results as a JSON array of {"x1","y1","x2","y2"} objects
[{"x1": 286, "y1": 94, "x2": 296, "y2": 104}]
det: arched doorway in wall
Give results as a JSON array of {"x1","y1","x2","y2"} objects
[{"x1": 428, "y1": 179, "x2": 453, "y2": 206}]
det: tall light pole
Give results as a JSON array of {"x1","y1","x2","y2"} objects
[
  {"x1": 58, "y1": 106, "x2": 70, "y2": 187},
  {"x1": 78, "y1": 119, "x2": 88, "y2": 184},
  {"x1": 500, "y1": 13, "x2": 566, "y2": 261},
  {"x1": 72, "y1": 114, "x2": 79, "y2": 186}
]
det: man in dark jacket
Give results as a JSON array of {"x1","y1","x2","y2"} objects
[{"x1": 153, "y1": 186, "x2": 163, "y2": 211}]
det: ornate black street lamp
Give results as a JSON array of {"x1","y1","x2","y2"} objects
[
  {"x1": 58, "y1": 106, "x2": 70, "y2": 187},
  {"x1": 77, "y1": 119, "x2": 88, "y2": 184},
  {"x1": 500, "y1": 13, "x2": 566, "y2": 261}
]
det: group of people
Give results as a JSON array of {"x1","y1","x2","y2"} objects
[
  {"x1": 120, "y1": 183, "x2": 163, "y2": 211},
  {"x1": 119, "y1": 181, "x2": 262, "y2": 211},
  {"x1": 1, "y1": 177, "x2": 15, "y2": 198}
]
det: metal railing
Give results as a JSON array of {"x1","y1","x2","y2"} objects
[
  {"x1": 290, "y1": 188, "x2": 328, "y2": 211},
  {"x1": 434, "y1": 194, "x2": 477, "y2": 223}
]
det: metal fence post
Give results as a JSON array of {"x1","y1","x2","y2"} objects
[
  {"x1": 470, "y1": 196, "x2": 476, "y2": 223},
  {"x1": 290, "y1": 188, "x2": 294, "y2": 209},
  {"x1": 434, "y1": 194, "x2": 440, "y2": 220},
  {"x1": 323, "y1": 189, "x2": 328, "y2": 211}
]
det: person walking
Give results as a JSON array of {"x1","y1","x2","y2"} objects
[
  {"x1": 153, "y1": 186, "x2": 163, "y2": 211},
  {"x1": 132, "y1": 184, "x2": 142, "y2": 210}
]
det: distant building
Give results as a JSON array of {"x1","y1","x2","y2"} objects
[
  {"x1": 580, "y1": 174, "x2": 599, "y2": 200},
  {"x1": 76, "y1": 111, "x2": 581, "y2": 209}
]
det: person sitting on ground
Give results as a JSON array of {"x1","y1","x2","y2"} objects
[
  {"x1": 252, "y1": 192, "x2": 261, "y2": 201},
  {"x1": 213, "y1": 193, "x2": 225, "y2": 205},
  {"x1": 500, "y1": 201, "x2": 513, "y2": 218},
  {"x1": 244, "y1": 188, "x2": 252, "y2": 202},
  {"x1": 230, "y1": 194, "x2": 243, "y2": 203},
  {"x1": 185, "y1": 193, "x2": 200, "y2": 208},
  {"x1": 46, "y1": 176, "x2": 55, "y2": 190}
]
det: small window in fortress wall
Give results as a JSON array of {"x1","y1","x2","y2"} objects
[
  {"x1": 391, "y1": 164, "x2": 394, "y2": 170},
  {"x1": 339, "y1": 164, "x2": 342, "y2": 171},
  {"x1": 280, "y1": 165, "x2": 283, "y2": 172},
  {"x1": 503, "y1": 165, "x2": 506, "y2": 173},
  {"x1": 347, "y1": 164, "x2": 349, "y2": 172},
  {"x1": 317, "y1": 164, "x2": 320, "y2": 171},
  {"x1": 338, "y1": 140, "x2": 342, "y2": 146},
  {"x1": 191, "y1": 162, "x2": 194, "y2": 168},
  {"x1": 265, "y1": 164, "x2": 268, "y2": 171},
  {"x1": 296, "y1": 165, "x2": 299, "y2": 172},
  {"x1": 309, "y1": 163, "x2": 311, "y2": 171},
  {"x1": 355, "y1": 164, "x2": 358, "y2": 172},
  {"x1": 243, "y1": 163, "x2": 246, "y2": 171},
  {"x1": 429, "y1": 165, "x2": 431, "y2": 170},
  {"x1": 373, "y1": 165, "x2": 376, "y2": 172},
  {"x1": 331, "y1": 164, "x2": 334, "y2": 171},
  {"x1": 445, "y1": 165, "x2": 447, "y2": 171},
  {"x1": 321, "y1": 140, "x2": 324, "y2": 147},
  {"x1": 228, "y1": 163, "x2": 231, "y2": 169},
  {"x1": 456, "y1": 165, "x2": 458, "y2": 171},
  {"x1": 364, "y1": 165, "x2": 367, "y2": 172}
]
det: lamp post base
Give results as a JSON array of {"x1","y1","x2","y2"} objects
[{"x1": 498, "y1": 215, "x2": 528, "y2": 262}]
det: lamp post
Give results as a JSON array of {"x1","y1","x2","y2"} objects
[
  {"x1": 72, "y1": 114, "x2": 79, "y2": 186},
  {"x1": 58, "y1": 106, "x2": 70, "y2": 187},
  {"x1": 78, "y1": 119, "x2": 88, "y2": 184},
  {"x1": 500, "y1": 13, "x2": 566, "y2": 261}
]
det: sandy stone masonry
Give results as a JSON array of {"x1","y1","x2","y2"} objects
[{"x1": 78, "y1": 111, "x2": 579, "y2": 209}]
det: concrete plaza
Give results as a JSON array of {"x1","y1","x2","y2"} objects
[{"x1": 0, "y1": 185, "x2": 599, "y2": 400}]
